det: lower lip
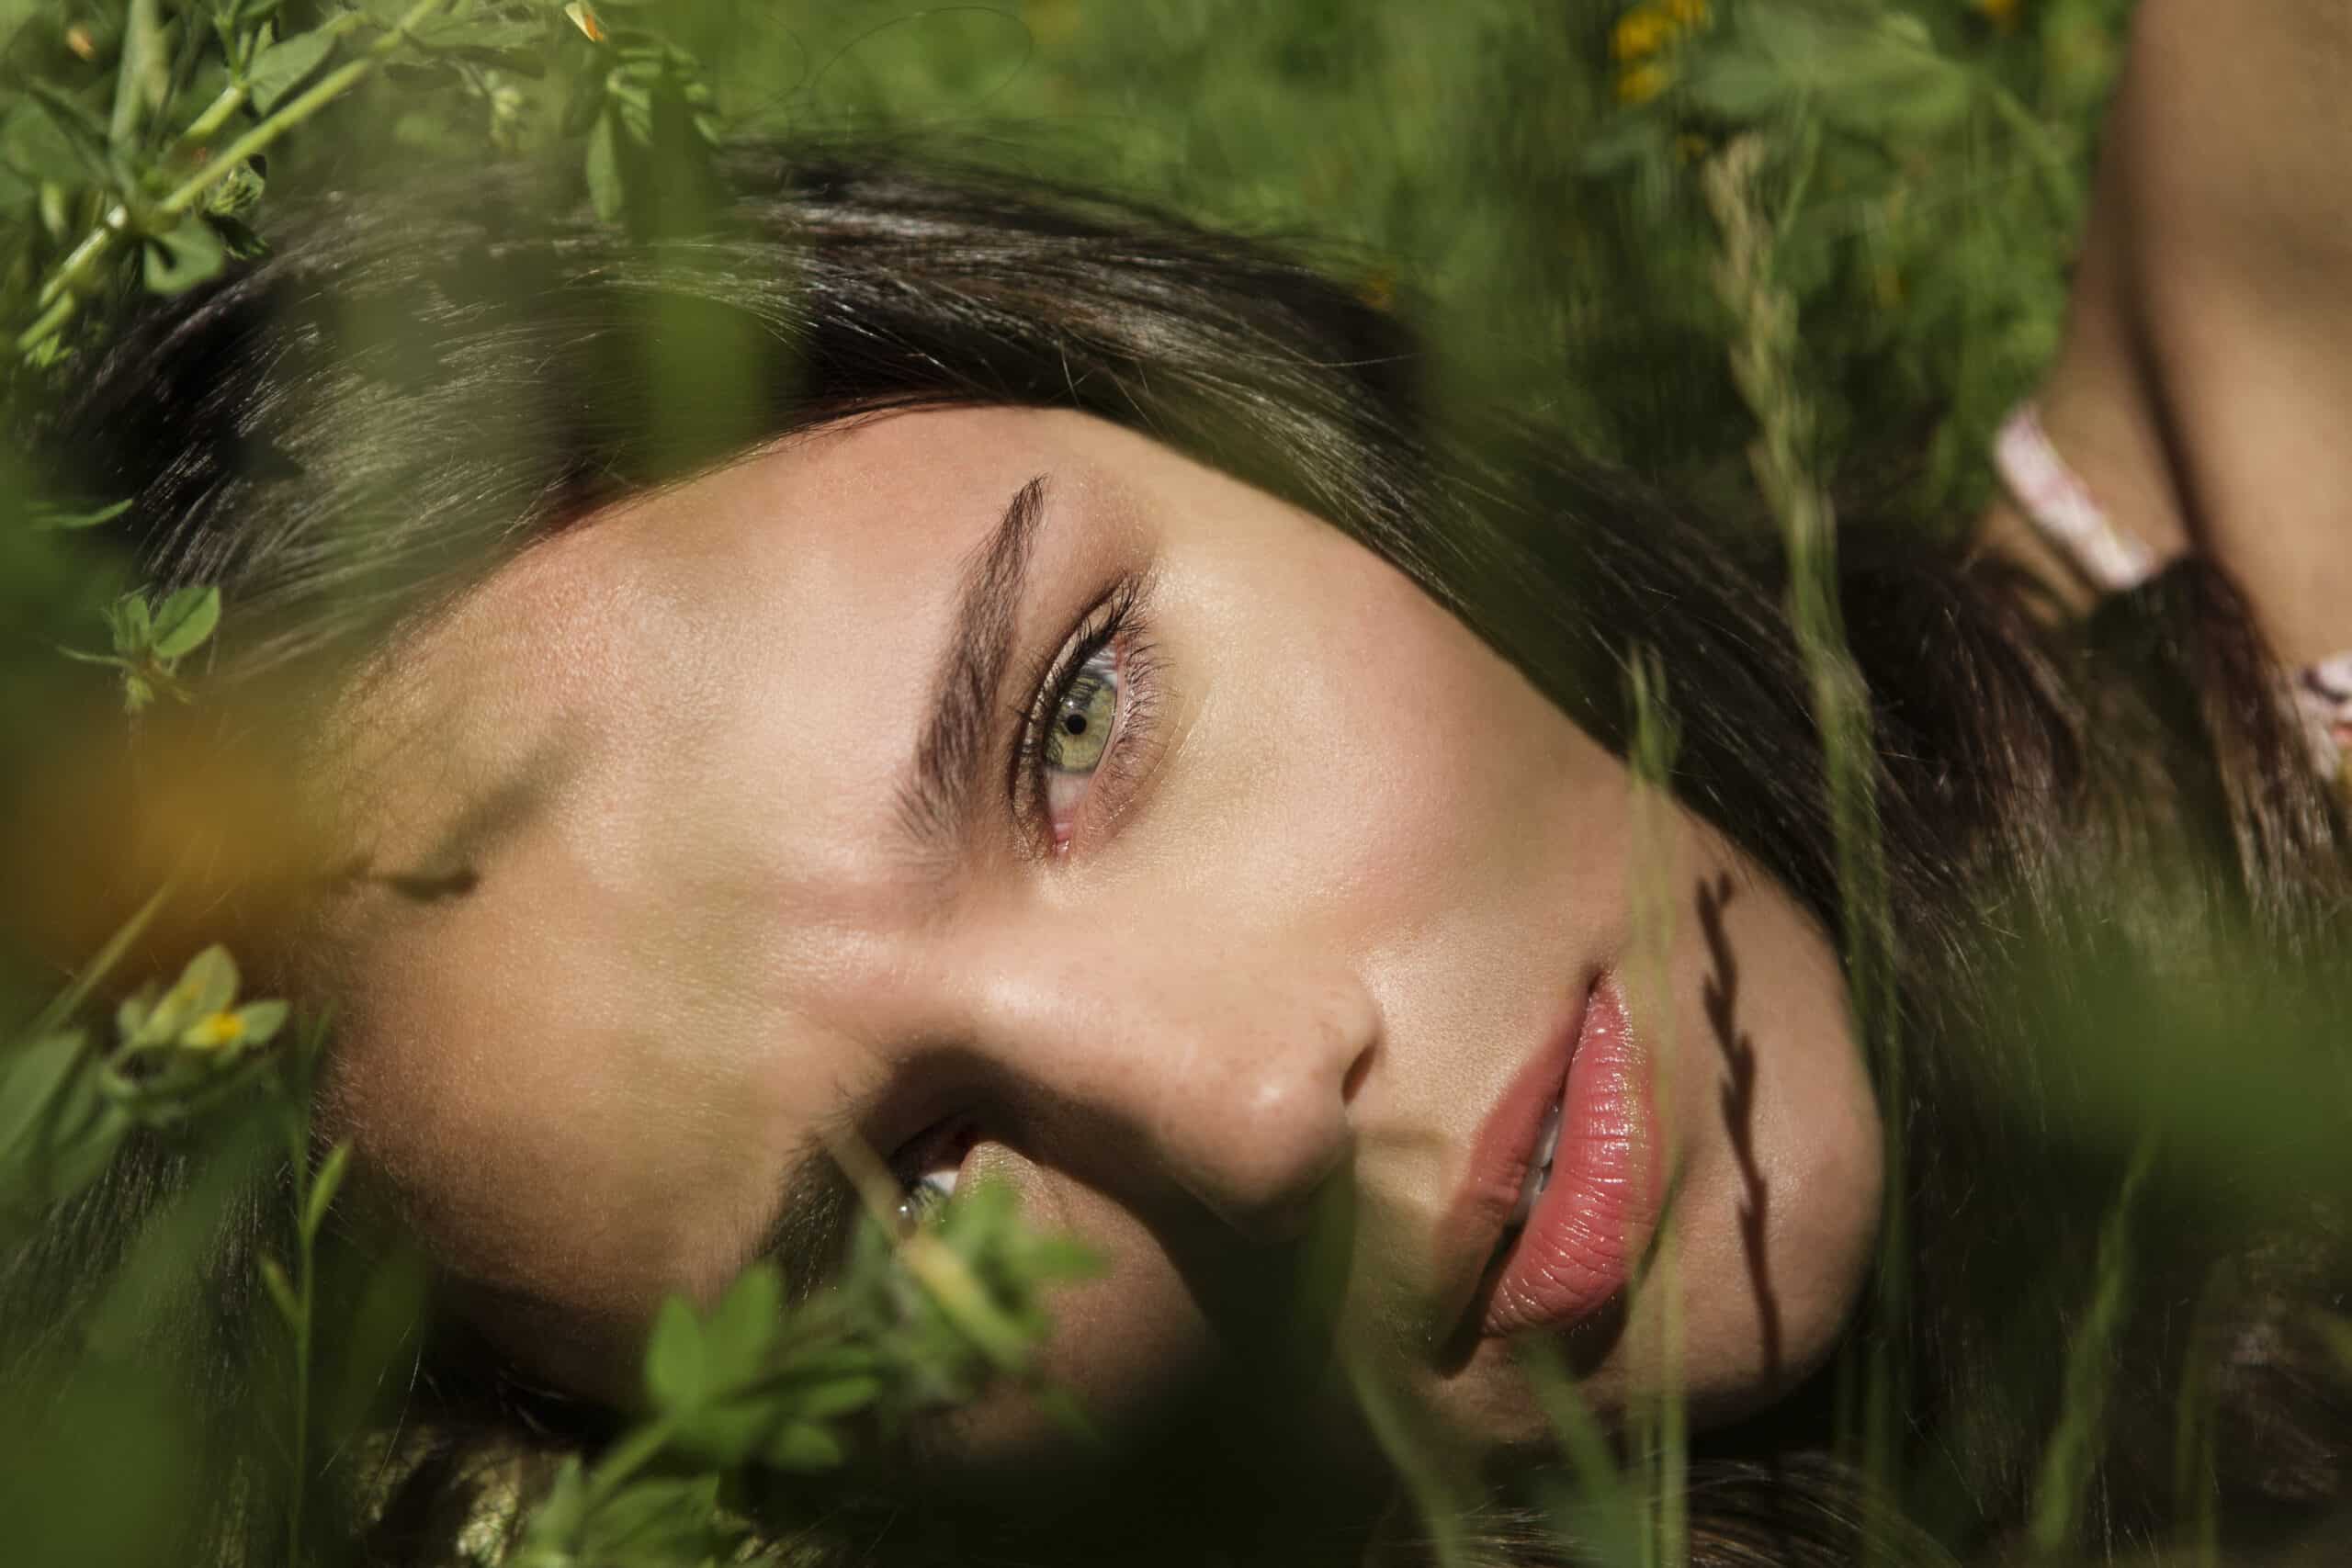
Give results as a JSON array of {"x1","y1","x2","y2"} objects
[{"x1": 1480, "y1": 974, "x2": 1655, "y2": 1338}]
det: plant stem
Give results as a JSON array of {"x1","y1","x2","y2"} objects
[
  {"x1": 158, "y1": 0, "x2": 452, "y2": 221},
  {"x1": 284, "y1": 1105, "x2": 313, "y2": 1568},
  {"x1": 26, "y1": 878, "x2": 178, "y2": 1041},
  {"x1": 1625, "y1": 649, "x2": 1683, "y2": 1568},
  {"x1": 13, "y1": 0, "x2": 454, "y2": 356},
  {"x1": 582, "y1": 1416, "x2": 681, "y2": 1510},
  {"x1": 288, "y1": 1236, "x2": 311, "y2": 1567},
  {"x1": 109, "y1": 0, "x2": 164, "y2": 152},
  {"x1": 2027, "y1": 1130, "x2": 2160, "y2": 1557},
  {"x1": 1702, "y1": 131, "x2": 1908, "y2": 1562},
  {"x1": 176, "y1": 83, "x2": 249, "y2": 148}
]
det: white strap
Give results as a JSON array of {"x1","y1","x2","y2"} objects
[
  {"x1": 1994, "y1": 403, "x2": 2160, "y2": 594},
  {"x1": 1996, "y1": 402, "x2": 2348, "y2": 787}
]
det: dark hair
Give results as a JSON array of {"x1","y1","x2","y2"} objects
[{"x1": 6, "y1": 139, "x2": 2349, "y2": 1566}]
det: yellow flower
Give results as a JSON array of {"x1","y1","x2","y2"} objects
[
  {"x1": 1661, "y1": 0, "x2": 1711, "y2": 27},
  {"x1": 180, "y1": 1010, "x2": 248, "y2": 1052},
  {"x1": 1976, "y1": 0, "x2": 2022, "y2": 30},
  {"x1": 1611, "y1": 7, "x2": 1675, "y2": 62},
  {"x1": 1616, "y1": 62, "x2": 1673, "y2": 107}
]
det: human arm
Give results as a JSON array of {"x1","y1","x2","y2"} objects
[{"x1": 1979, "y1": 0, "x2": 2352, "y2": 671}]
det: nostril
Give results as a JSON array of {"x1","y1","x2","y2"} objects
[{"x1": 1341, "y1": 1042, "x2": 1375, "y2": 1106}]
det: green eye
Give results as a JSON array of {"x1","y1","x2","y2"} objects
[{"x1": 1043, "y1": 653, "x2": 1119, "y2": 773}]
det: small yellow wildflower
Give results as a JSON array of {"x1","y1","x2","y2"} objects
[
  {"x1": 1661, "y1": 0, "x2": 1711, "y2": 27},
  {"x1": 1976, "y1": 0, "x2": 2022, "y2": 31},
  {"x1": 180, "y1": 1010, "x2": 248, "y2": 1052},
  {"x1": 1611, "y1": 7, "x2": 1675, "y2": 63},
  {"x1": 1616, "y1": 62, "x2": 1673, "y2": 107}
]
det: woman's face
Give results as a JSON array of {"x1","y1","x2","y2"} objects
[{"x1": 323, "y1": 406, "x2": 1880, "y2": 1477}]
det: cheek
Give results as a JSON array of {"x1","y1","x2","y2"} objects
[
  {"x1": 1169, "y1": 540, "x2": 1593, "y2": 932},
  {"x1": 1667, "y1": 852, "x2": 1883, "y2": 1411},
  {"x1": 325, "y1": 886, "x2": 785, "y2": 1321}
]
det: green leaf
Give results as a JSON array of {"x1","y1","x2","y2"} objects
[
  {"x1": 110, "y1": 0, "x2": 168, "y2": 151},
  {"x1": 302, "y1": 1142, "x2": 350, "y2": 1243},
  {"x1": 202, "y1": 160, "x2": 266, "y2": 220},
  {"x1": 233, "y1": 998, "x2": 288, "y2": 1049},
  {"x1": 773, "y1": 1343, "x2": 882, "y2": 1383},
  {"x1": 38, "y1": 1101, "x2": 130, "y2": 1206},
  {"x1": 580, "y1": 1473, "x2": 729, "y2": 1560},
  {"x1": 142, "y1": 216, "x2": 227, "y2": 296},
  {"x1": 258, "y1": 1255, "x2": 301, "y2": 1327},
  {"x1": 114, "y1": 990, "x2": 153, "y2": 1046},
  {"x1": 1, "y1": 103, "x2": 92, "y2": 186},
  {"x1": 642, "y1": 1293, "x2": 706, "y2": 1412},
  {"x1": 148, "y1": 583, "x2": 220, "y2": 660},
  {"x1": 29, "y1": 498, "x2": 131, "y2": 531},
  {"x1": 413, "y1": 16, "x2": 548, "y2": 56},
  {"x1": 116, "y1": 593, "x2": 153, "y2": 657},
  {"x1": 672, "y1": 1397, "x2": 770, "y2": 1466},
  {"x1": 700, "y1": 1261, "x2": 781, "y2": 1390},
  {"x1": 171, "y1": 945, "x2": 242, "y2": 1027},
  {"x1": 0, "y1": 1032, "x2": 89, "y2": 1158},
  {"x1": 246, "y1": 29, "x2": 337, "y2": 116},
  {"x1": 584, "y1": 108, "x2": 623, "y2": 221},
  {"x1": 762, "y1": 1419, "x2": 844, "y2": 1472},
  {"x1": 520, "y1": 1454, "x2": 588, "y2": 1552},
  {"x1": 788, "y1": 1371, "x2": 881, "y2": 1420}
]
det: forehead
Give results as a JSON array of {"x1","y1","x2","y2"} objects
[
  {"x1": 318, "y1": 407, "x2": 1117, "y2": 1303},
  {"x1": 340, "y1": 406, "x2": 1101, "y2": 877}
]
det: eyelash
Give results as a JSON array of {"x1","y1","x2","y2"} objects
[{"x1": 1012, "y1": 576, "x2": 1162, "y2": 853}]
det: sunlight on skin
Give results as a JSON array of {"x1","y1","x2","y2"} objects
[
  {"x1": 318, "y1": 406, "x2": 1881, "y2": 1478},
  {"x1": 1977, "y1": 0, "x2": 2352, "y2": 671}
]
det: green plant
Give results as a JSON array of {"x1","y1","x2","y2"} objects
[{"x1": 15, "y1": 5, "x2": 2318, "y2": 1567}]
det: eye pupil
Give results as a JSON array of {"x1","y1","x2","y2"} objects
[{"x1": 1041, "y1": 661, "x2": 1119, "y2": 775}]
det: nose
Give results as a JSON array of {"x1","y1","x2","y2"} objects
[{"x1": 956, "y1": 929, "x2": 1379, "y2": 1244}]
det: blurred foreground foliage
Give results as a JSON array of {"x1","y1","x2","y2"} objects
[{"x1": 0, "y1": 2, "x2": 2236, "y2": 1566}]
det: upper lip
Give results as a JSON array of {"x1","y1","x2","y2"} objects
[{"x1": 1428, "y1": 975, "x2": 1593, "y2": 1354}]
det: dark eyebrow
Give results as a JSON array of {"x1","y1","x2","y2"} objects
[{"x1": 891, "y1": 475, "x2": 1049, "y2": 865}]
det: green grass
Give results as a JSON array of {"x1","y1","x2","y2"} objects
[{"x1": 17, "y1": 5, "x2": 2331, "y2": 1567}]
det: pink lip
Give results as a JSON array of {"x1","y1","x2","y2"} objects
[{"x1": 1436, "y1": 972, "x2": 1655, "y2": 1346}]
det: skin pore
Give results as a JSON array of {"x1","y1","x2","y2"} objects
[{"x1": 319, "y1": 405, "x2": 1881, "y2": 1479}]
